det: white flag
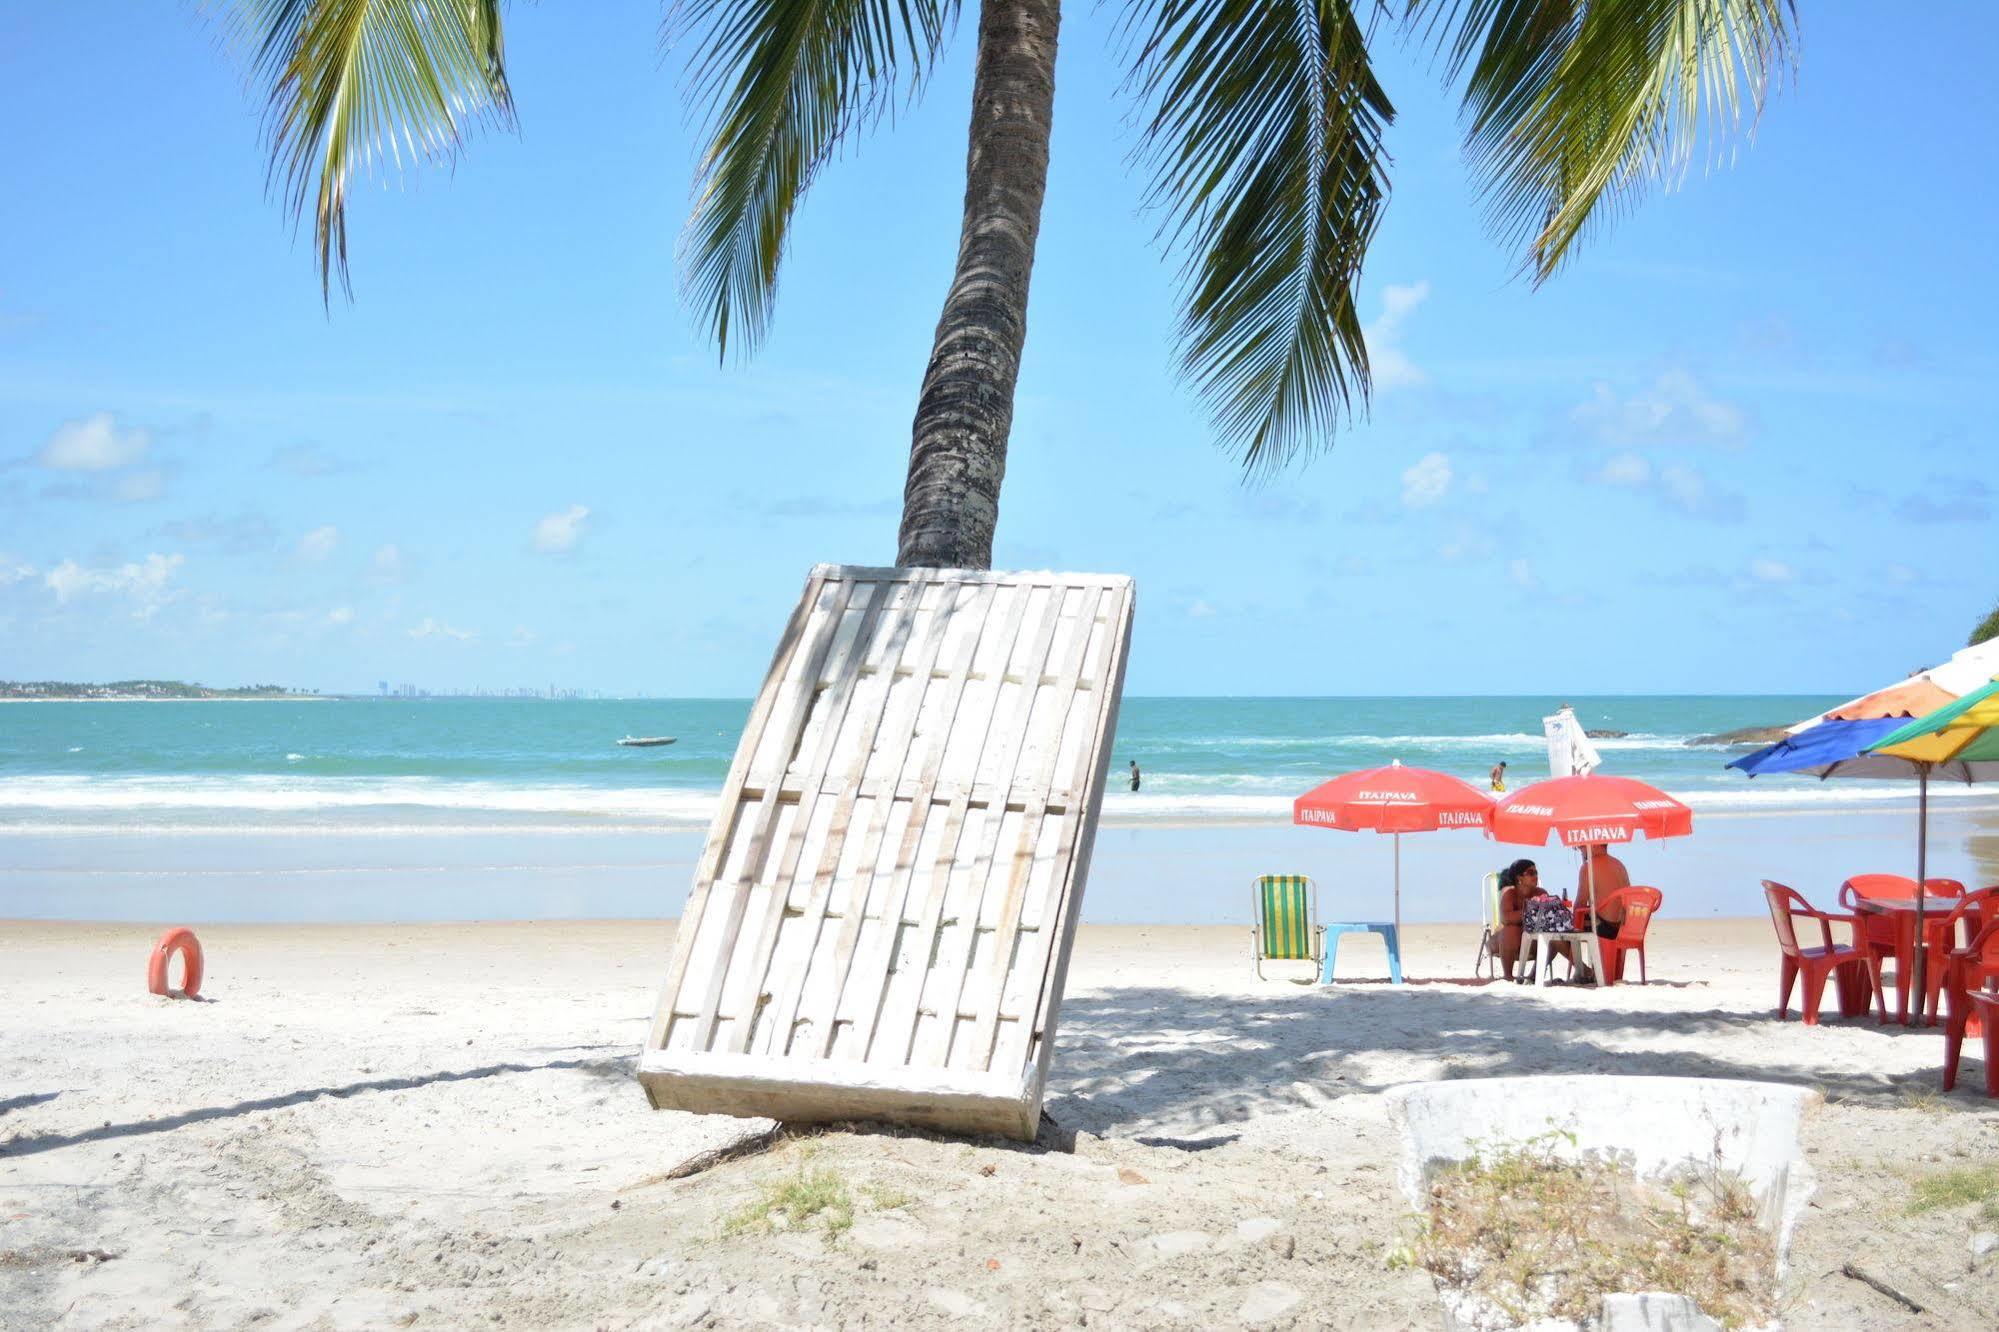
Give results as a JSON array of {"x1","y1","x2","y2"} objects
[{"x1": 1543, "y1": 706, "x2": 1603, "y2": 777}]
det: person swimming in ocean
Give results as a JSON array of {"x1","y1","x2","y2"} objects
[
  {"x1": 1128, "y1": 760, "x2": 1141, "y2": 792},
  {"x1": 1489, "y1": 760, "x2": 1507, "y2": 793}
]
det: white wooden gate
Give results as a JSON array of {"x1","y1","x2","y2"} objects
[{"x1": 639, "y1": 565, "x2": 1135, "y2": 1138}]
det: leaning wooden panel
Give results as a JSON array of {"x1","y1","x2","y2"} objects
[{"x1": 640, "y1": 564, "x2": 1135, "y2": 1139}]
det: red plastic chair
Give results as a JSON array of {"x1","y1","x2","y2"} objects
[
  {"x1": 1763, "y1": 881, "x2": 1883, "y2": 1025},
  {"x1": 1920, "y1": 886, "x2": 1998, "y2": 1025},
  {"x1": 1839, "y1": 875, "x2": 1962, "y2": 1023},
  {"x1": 1942, "y1": 921, "x2": 1999, "y2": 1095},
  {"x1": 1596, "y1": 886, "x2": 1662, "y2": 985}
]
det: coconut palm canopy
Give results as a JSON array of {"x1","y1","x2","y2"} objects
[{"x1": 219, "y1": 0, "x2": 1796, "y2": 565}]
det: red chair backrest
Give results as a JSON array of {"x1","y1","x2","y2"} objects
[
  {"x1": 1941, "y1": 886, "x2": 1999, "y2": 949},
  {"x1": 1763, "y1": 881, "x2": 1807, "y2": 958},
  {"x1": 1924, "y1": 878, "x2": 1966, "y2": 898},
  {"x1": 1840, "y1": 874, "x2": 1918, "y2": 910},
  {"x1": 1602, "y1": 886, "x2": 1662, "y2": 943},
  {"x1": 1958, "y1": 919, "x2": 1999, "y2": 971}
]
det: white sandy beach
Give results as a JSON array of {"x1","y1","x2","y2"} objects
[{"x1": 4, "y1": 918, "x2": 1996, "y2": 1329}]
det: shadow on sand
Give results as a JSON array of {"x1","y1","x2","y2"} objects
[
  {"x1": 1, "y1": 1046, "x2": 632, "y2": 1160},
  {"x1": 1043, "y1": 984, "x2": 1974, "y2": 1137}
]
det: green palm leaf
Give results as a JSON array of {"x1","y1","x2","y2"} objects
[
  {"x1": 1123, "y1": 1, "x2": 1394, "y2": 474},
  {"x1": 676, "y1": 0, "x2": 959, "y2": 358},
  {"x1": 1419, "y1": 0, "x2": 1795, "y2": 282},
  {"x1": 226, "y1": 0, "x2": 514, "y2": 300}
]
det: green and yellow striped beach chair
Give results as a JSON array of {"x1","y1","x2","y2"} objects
[{"x1": 1252, "y1": 874, "x2": 1324, "y2": 981}]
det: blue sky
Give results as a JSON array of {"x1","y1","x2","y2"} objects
[{"x1": 1, "y1": 4, "x2": 1994, "y2": 697}]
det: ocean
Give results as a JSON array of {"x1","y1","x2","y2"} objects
[
  {"x1": 0, "y1": 694, "x2": 1988, "y2": 837},
  {"x1": 7, "y1": 697, "x2": 1994, "y2": 923}
]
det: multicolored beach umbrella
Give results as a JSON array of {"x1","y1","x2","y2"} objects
[
  {"x1": 1727, "y1": 634, "x2": 1999, "y2": 998},
  {"x1": 1730, "y1": 634, "x2": 1999, "y2": 780},
  {"x1": 1293, "y1": 760, "x2": 1493, "y2": 950},
  {"x1": 1868, "y1": 677, "x2": 1999, "y2": 782}
]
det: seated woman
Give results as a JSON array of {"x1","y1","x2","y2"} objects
[
  {"x1": 1507, "y1": 858, "x2": 1584, "y2": 982},
  {"x1": 1494, "y1": 858, "x2": 1539, "y2": 982}
]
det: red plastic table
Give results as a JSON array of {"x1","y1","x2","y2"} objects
[{"x1": 1852, "y1": 895, "x2": 1959, "y2": 1025}]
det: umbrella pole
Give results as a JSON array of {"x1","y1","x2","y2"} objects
[
  {"x1": 1393, "y1": 831, "x2": 1403, "y2": 946},
  {"x1": 1586, "y1": 847, "x2": 1598, "y2": 983},
  {"x1": 1912, "y1": 765, "x2": 1930, "y2": 1014}
]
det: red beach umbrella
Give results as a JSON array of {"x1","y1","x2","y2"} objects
[
  {"x1": 1489, "y1": 774, "x2": 1692, "y2": 848},
  {"x1": 1294, "y1": 760, "x2": 1494, "y2": 943},
  {"x1": 1489, "y1": 774, "x2": 1693, "y2": 934}
]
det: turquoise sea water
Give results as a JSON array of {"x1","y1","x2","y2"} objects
[
  {"x1": 4, "y1": 697, "x2": 1995, "y2": 922},
  {"x1": 2, "y1": 694, "x2": 1990, "y2": 836}
]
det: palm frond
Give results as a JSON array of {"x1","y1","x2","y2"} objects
[
  {"x1": 225, "y1": 0, "x2": 515, "y2": 300},
  {"x1": 1416, "y1": 0, "x2": 1794, "y2": 282},
  {"x1": 1122, "y1": 1, "x2": 1395, "y2": 475},
  {"x1": 675, "y1": 0, "x2": 959, "y2": 358}
]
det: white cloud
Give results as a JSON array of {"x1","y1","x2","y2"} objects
[
  {"x1": 114, "y1": 469, "x2": 168, "y2": 503},
  {"x1": 506, "y1": 624, "x2": 538, "y2": 647},
  {"x1": 36, "y1": 412, "x2": 152, "y2": 471},
  {"x1": 298, "y1": 525, "x2": 340, "y2": 562},
  {"x1": 1364, "y1": 281, "x2": 1430, "y2": 390},
  {"x1": 1186, "y1": 600, "x2": 1216, "y2": 619},
  {"x1": 1584, "y1": 452, "x2": 1744, "y2": 521},
  {"x1": 1570, "y1": 370, "x2": 1745, "y2": 447},
  {"x1": 1748, "y1": 558, "x2": 1795, "y2": 584},
  {"x1": 267, "y1": 444, "x2": 347, "y2": 477},
  {"x1": 1400, "y1": 451, "x2": 1453, "y2": 508},
  {"x1": 1508, "y1": 558, "x2": 1537, "y2": 589},
  {"x1": 1439, "y1": 526, "x2": 1495, "y2": 563},
  {"x1": 0, "y1": 556, "x2": 35, "y2": 586},
  {"x1": 43, "y1": 552, "x2": 184, "y2": 616},
  {"x1": 370, "y1": 544, "x2": 410, "y2": 584},
  {"x1": 1594, "y1": 452, "x2": 1653, "y2": 487},
  {"x1": 408, "y1": 616, "x2": 474, "y2": 642},
  {"x1": 326, "y1": 606, "x2": 356, "y2": 626},
  {"x1": 532, "y1": 504, "x2": 591, "y2": 554}
]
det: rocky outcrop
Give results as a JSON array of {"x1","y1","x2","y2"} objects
[{"x1": 1687, "y1": 724, "x2": 1790, "y2": 748}]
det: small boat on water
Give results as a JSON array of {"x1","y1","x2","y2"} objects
[{"x1": 617, "y1": 735, "x2": 676, "y2": 748}]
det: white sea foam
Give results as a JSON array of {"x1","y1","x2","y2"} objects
[
  {"x1": 0, "y1": 772, "x2": 1991, "y2": 835},
  {"x1": 1164, "y1": 732, "x2": 1698, "y2": 753},
  {"x1": 0, "y1": 776, "x2": 720, "y2": 828}
]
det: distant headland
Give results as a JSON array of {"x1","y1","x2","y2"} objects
[{"x1": 0, "y1": 680, "x2": 316, "y2": 701}]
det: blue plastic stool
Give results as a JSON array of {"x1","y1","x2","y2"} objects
[{"x1": 1319, "y1": 922, "x2": 1403, "y2": 984}]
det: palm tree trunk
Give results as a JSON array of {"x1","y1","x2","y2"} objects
[{"x1": 895, "y1": 0, "x2": 1060, "y2": 570}]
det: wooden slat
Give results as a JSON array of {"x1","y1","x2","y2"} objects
[
  {"x1": 683, "y1": 579, "x2": 865, "y2": 1050},
  {"x1": 863, "y1": 582, "x2": 1070, "y2": 1068},
  {"x1": 835, "y1": 576, "x2": 1047, "y2": 1064},
  {"x1": 646, "y1": 570, "x2": 830, "y2": 1055},
  {"x1": 722, "y1": 575, "x2": 923, "y2": 1054},
  {"x1": 644, "y1": 565, "x2": 1135, "y2": 1139},
  {"x1": 749, "y1": 576, "x2": 966, "y2": 1056},
  {"x1": 939, "y1": 586, "x2": 1106, "y2": 1072},
  {"x1": 1007, "y1": 585, "x2": 1134, "y2": 1085},
  {"x1": 812, "y1": 579, "x2": 1023, "y2": 1061}
]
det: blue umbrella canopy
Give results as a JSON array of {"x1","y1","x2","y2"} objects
[{"x1": 1728, "y1": 717, "x2": 1907, "y2": 777}]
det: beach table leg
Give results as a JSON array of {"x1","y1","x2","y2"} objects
[
  {"x1": 1893, "y1": 917, "x2": 1915, "y2": 1024},
  {"x1": 1579, "y1": 935, "x2": 1603, "y2": 988},
  {"x1": 1381, "y1": 924, "x2": 1403, "y2": 985}
]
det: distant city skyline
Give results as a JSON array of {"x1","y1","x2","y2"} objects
[{"x1": 2, "y1": 4, "x2": 1994, "y2": 697}]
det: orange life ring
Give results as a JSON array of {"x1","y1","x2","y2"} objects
[{"x1": 148, "y1": 927, "x2": 204, "y2": 998}]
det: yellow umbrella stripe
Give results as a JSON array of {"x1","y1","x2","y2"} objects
[{"x1": 1870, "y1": 678, "x2": 1999, "y2": 764}]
